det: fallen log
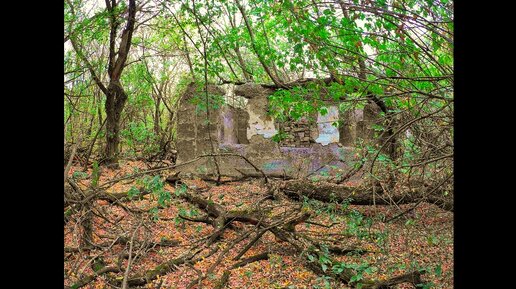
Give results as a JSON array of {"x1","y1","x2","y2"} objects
[
  {"x1": 361, "y1": 270, "x2": 424, "y2": 289},
  {"x1": 230, "y1": 252, "x2": 269, "y2": 269},
  {"x1": 66, "y1": 266, "x2": 120, "y2": 289},
  {"x1": 124, "y1": 250, "x2": 201, "y2": 287},
  {"x1": 269, "y1": 227, "x2": 424, "y2": 288},
  {"x1": 278, "y1": 179, "x2": 453, "y2": 211}
]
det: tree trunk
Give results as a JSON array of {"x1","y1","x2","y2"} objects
[{"x1": 104, "y1": 81, "x2": 128, "y2": 166}]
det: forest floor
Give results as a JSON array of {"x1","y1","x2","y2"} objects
[{"x1": 64, "y1": 160, "x2": 453, "y2": 289}]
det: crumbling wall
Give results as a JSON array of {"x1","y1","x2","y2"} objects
[
  {"x1": 176, "y1": 82, "x2": 381, "y2": 178},
  {"x1": 315, "y1": 105, "x2": 340, "y2": 145},
  {"x1": 246, "y1": 93, "x2": 277, "y2": 139},
  {"x1": 338, "y1": 102, "x2": 384, "y2": 146},
  {"x1": 176, "y1": 83, "x2": 226, "y2": 175},
  {"x1": 279, "y1": 117, "x2": 315, "y2": 147}
]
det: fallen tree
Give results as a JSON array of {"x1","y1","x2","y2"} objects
[{"x1": 276, "y1": 179, "x2": 453, "y2": 212}]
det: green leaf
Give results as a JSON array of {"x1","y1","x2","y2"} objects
[
  {"x1": 365, "y1": 266, "x2": 378, "y2": 274},
  {"x1": 127, "y1": 186, "x2": 140, "y2": 199},
  {"x1": 317, "y1": 16, "x2": 328, "y2": 25},
  {"x1": 294, "y1": 43, "x2": 303, "y2": 54},
  {"x1": 150, "y1": 207, "x2": 159, "y2": 221},
  {"x1": 72, "y1": 171, "x2": 88, "y2": 180},
  {"x1": 434, "y1": 264, "x2": 442, "y2": 276},
  {"x1": 175, "y1": 184, "x2": 187, "y2": 197},
  {"x1": 321, "y1": 263, "x2": 328, "y2": 272},
  {"x1": 350, "y1": 274, "x2": 359, "y2": 283}
]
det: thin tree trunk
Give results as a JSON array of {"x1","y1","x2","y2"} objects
[
  {"x1": 154, "y1": 92, "x2": 161, "y2": 137},
  {"x1": 224, "y1": 2, "x2": 252, "y2": 81},
  {"x1": 86, "y1": 111, "x2": 95, "y2": 138},
  {"x1": 235, "y1": 0, "x2": 284, "y2": 88},
  {"x1": 182, "y1": 33, "x2": 196, "y2": 82},
  {"x1": 83, "y1": 118, "x2": 106, "y2": 170}
]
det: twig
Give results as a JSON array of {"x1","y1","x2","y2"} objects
[
  {"x1": 122, "y1": 221, "x2": 142, "y2": 289},
  {"x1": 233, "y1": 228, "x2": 268, "y2": 260},
  {"x1": 64, "y1": 143, "x2": 78, "y2": 184}
]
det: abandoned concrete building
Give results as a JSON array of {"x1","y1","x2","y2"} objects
[{"x1": 176, "y1": 82, "x2": 382, "y2": 178}]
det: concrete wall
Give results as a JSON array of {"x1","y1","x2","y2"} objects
[{"x1": 176, "y1": 83, "x2": 381, "y2": 179}]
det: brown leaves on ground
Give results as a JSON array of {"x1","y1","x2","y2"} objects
[{"x1": 65, "y1": 161, "x2": 453, "y2": 289}]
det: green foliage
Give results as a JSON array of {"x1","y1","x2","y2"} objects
[
  {"x1": 149, "y1": 207, "x2": 159, "y2": 221},
  {"x1": 72, "y1": 171, "x2": 88, "y2": 180},
  {"x1": 344, "y1": 209, "x2": 369, "y2": 238},
  {"x1": 64, "y1": 208, "x2": 73, "y2": 218},
  {"x1": 333, "y1": 260, "x2": 378, "y2": 288},
  {"x1": 427, "y1": 234, "x2": 439, "y2": 246},
  {"x1": 143, "y1": 176, "x2": 170, "y2": 208},
  {"x1": 175, "y1": 207, "x2": 187, "y2": 227},
  {"x1": 416, "y1": 282, "x2": 435, "y2": 289},
  {"x1": 434, "y1": 264, "x2": 442, "y2": 277},
  {"x1": 271, "y1": 131, "x2": 288, "y2": 143},
  {"x1": 268, "y1": 86, "x2": 323, "y2": 122},
  {"x1": 127, "y1": 186, "x2": 140, "y2": 199},
  {"x1": 121, "y1": 121, "x2": 160, "y2": 156},
  {"x1": 189, "y1": 90, "x2": 226, "y2": 114},
  {"x1": 313, "y1": 276, "x2": 331, "y2": 289},
  {"x1": 136, "y1": 175, "x2": 171, "y2": 221},
  {"x1": 174, "y1": 184, "x2": 188, "y2": 197},
  {"x1": 318, "y1": 251, "x2": 331, "y2": 273}
]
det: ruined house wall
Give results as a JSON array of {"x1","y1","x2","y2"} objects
[
  {"x1": 176, "y1": 82, "x2": 381, "y2": 178},
  {"x1": 176, "y1": 84, "x2": 226, "y2": 175},
  {"x1": 245, "y1": 87, "x2": 277, "y2": 140},
  {"x1": 339, "y1": 103, "x2": 383, "y2": 146}
]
